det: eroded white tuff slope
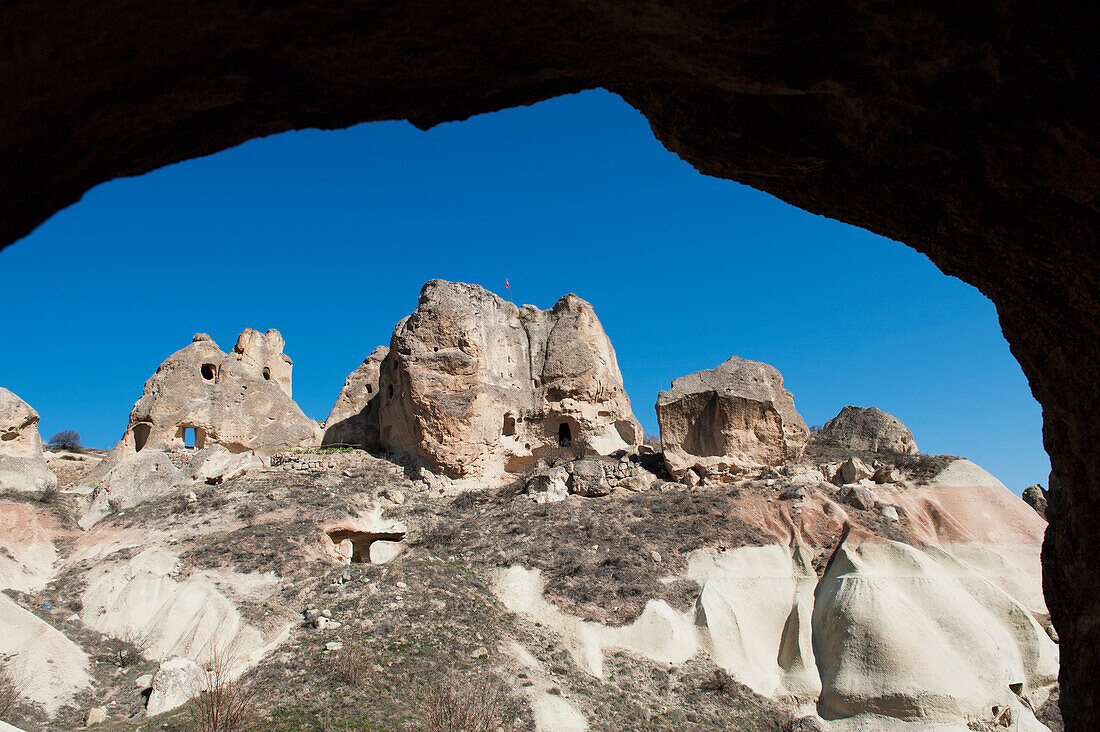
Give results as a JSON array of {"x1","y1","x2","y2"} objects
[
  {"x1": 371, "y1": 280, "x2": 642, "y2": 486},
  {"x1": 0, "y1": 501, "x2": 90, "y2": 716},
  {"x1": 0, "y1": 387, "x2": 57, "y2": 494},
  {"x1": 496, "y1": 458, "x2": 1056, "y2": 731},
  {"x1": 79, "y1": 547, "x2": 290, "y2": 674}
]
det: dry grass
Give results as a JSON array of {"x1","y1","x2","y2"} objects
[
  {"x1": 188, "y1": 647, "x2": 259, "y2": 732},
  {"x1": 416, "y1": 672, "x2": 516, "y2": 732},
  {"x1": 0, "y1": 665, "x2": 22, "y2": 720}
]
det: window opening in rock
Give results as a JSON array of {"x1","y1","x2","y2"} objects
[
  {"x1": 558, "y1": 422, "x2": 572, "y2": 447},
  {"x1": 133, "y1": 423, "x2": 151, "y2": 452},
  {"x1": 503, "y1": 415, "x2": 516, "y2": 436},
  {"x1": 184, "y1": 427, "x2": 196, "y2": 448},
  {"x1": 200, "y1": 363, "x2": 216, "y2": 380},
  {"x1": 389, "y1": 384, "x2": 394, "y2": 397},
  {"x1": 262, "y1": 367, "x2": 271, "y2": 380},
  {"x1": 366, "y1": 384, "x2": 373, "y2": 395}
]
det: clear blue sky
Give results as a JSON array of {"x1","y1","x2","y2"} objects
[{"x1": 0, "y1": 90, "x2": 1048, "y2": 491}]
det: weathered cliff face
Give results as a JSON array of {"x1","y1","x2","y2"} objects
[
  {"x1": 375, "y1": 280, "x2": 641, "y2": 485},
  {"x1": 1, "y1": 3, "x2": 1095, "y2": 721},
  {"x1": 656, "y1": 357, "x2": 809, "y2": 483},
  {"x1": 323, "y1": 345, "x2": 389, "y2": 449},
  {"x1": 115, "y1": 331, "x2": 320, "y2": 456},
  {"x1": 0, "y1": 387, "x2": 58, "y2": 494}
]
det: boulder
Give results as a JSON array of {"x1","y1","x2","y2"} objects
[
  {"x1": 0, "y1": 387, "x2": 58, "y2": 494},
  {"x1": 179, "y1": 444, "x2": 262, "y2": 485},
  {"x1": 84, "y1": 707, "x2": 108, "y2": 727},
  {"x1": 842, "y1": 484, "x2": 875, "y2": 510},
  {"x1": 146, "y1": 656, "x2": 206, "y2": 716},
  {"x1": 568, "y1": 459, "x2": 612, "y2": 497},
  {"x1": 1022, "y1": 484, "x2": 1048, "y2": 519},
  {"x1": 836, "y1": 457, "x2": 873, "y2": 484},
  {"x1": 656, "y1": 356, "x2": 809, "y2": 482},
  {"x1": 616, "y1": 473, "x2": 656, "y2": 492},
  {"x1": 817, "y1": 406, "x2": 918, "y2": 455},
  {"x1": 374, "y1": 280, "x2": 642, "y2": 485},
  {"x1": 871, "y1": 465, "x2": 899, "y2": 484},
  {"x1": 526, "y1": 466, "x2": 570, "y2": 502},
  {"x1": 109, "y1": 330, "x2": 321, "y2": 456},
  {"x1": 322, "y1": 345, "x2": 388, "y2": 448}
]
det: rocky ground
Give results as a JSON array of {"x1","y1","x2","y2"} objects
[{"x1": 0, "y1": 443, "x2": 1063, "y2": 731}]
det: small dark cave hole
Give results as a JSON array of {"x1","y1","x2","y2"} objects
[
  {"x1": 503, "y1": 415, "x2": 517, "y2": 436},
  {"x1": 558, "y1": 422, "x2": 572, "y2": 447},
  {"x1": 200, "y1": 363, "x2": 216, "y2": 381},
  {"x1": 262, "y1": 367, "x2": 271, "y2": 380}
]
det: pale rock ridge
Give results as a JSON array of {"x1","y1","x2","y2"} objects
[
  {"x1": 0, "y1": 594, "x2": 91, "y2": 715},
  {"x1": 0, "y1": 387, "x2": 58, "y2": 493},
  {"x1": 0, "y1": 501, "x2": 62, "y2": 592},
  {"x1": 375, "y1": 280, "x2": 641, "y2": 485},
  {"x1": 817, "y1": 406, "x2": 918, "y2": 455},
  {"x1": 656, "y1": 356, "x2": 809, "y2": 482},
  {"x1": 323, "y1": 345, "x2": 389, "y2": 448},
  {"x1": 113, "y1": 329, "x2": 320, "y2": 456}
]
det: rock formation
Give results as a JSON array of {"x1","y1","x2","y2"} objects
[
  {"x1": 0, "y1": 387, "x2": 58, "y2": 494},
  {"x1": 322, "y1": 345, "x2": 389, "y2": 448},
  {"x1": 114, "y1": 331, "x2": 320, "y2": 455},
  {"x1": 656, "y1": 357, "x2": 809, "y2": 483},
  {"x1": 816, "y1": 405, "x2": 918, "y2": 455},
  {"x1": 231, "y1": 328, "x2": 294, "y2": 397},
  {"x1": 374, "y1": 280, "x2": 642, "y2": 485},
  {"x1": 1023, "y1": 484, "x2": 1049, "y2": 519}
]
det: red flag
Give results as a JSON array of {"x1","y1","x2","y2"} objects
[{"x1": 505, "y1": 278, "x2": 510, "y2": 290}]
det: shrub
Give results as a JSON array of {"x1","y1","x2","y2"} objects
[
  {"x1": 105, "y1": 626, "x2": 151, "y2": 668},
  {"x1": 414, "y1": 518, "x2": 461, "y2": 548},
  {"x1": 416, "y1": 673, "x2": 515, "y2": 732},
  {"x1": 37, "y1": 482, "x2": 60, "y2": 504},
  {"x1": 0, "y1": 665, "x2": 23, "y2": 720},
  {"x1": 189, "y1": 647, "x2": 258, "y2": 732},
  {"x1": 329, "y1": 644, "x2": 374, "y2": 686},
  {"x1": 48, "y1": 429, "x2": 82, "y2": 451}
]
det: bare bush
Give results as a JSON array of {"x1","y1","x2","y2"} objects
[
  {"x1": 0, "y1": 665, "x2": 23, "y2": 720},
  {"x1": 48, "y1": 429, "x2": 82, "y2": 451},
  {"x1": 38, "y1": 481, "x2": 60, "y2": 504},
  {"x1": 188, "y1": 646, "x2": 258, "y2": 732},
  {"x1": 105, "y1": 626, "x2": 151, "y2": 668},
  {"x1": 417, "y1": 672, "x2": 516, "y2": 732},
  {"x1": 329, "y1": 643, "x2": 374, "y2": 686}
]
